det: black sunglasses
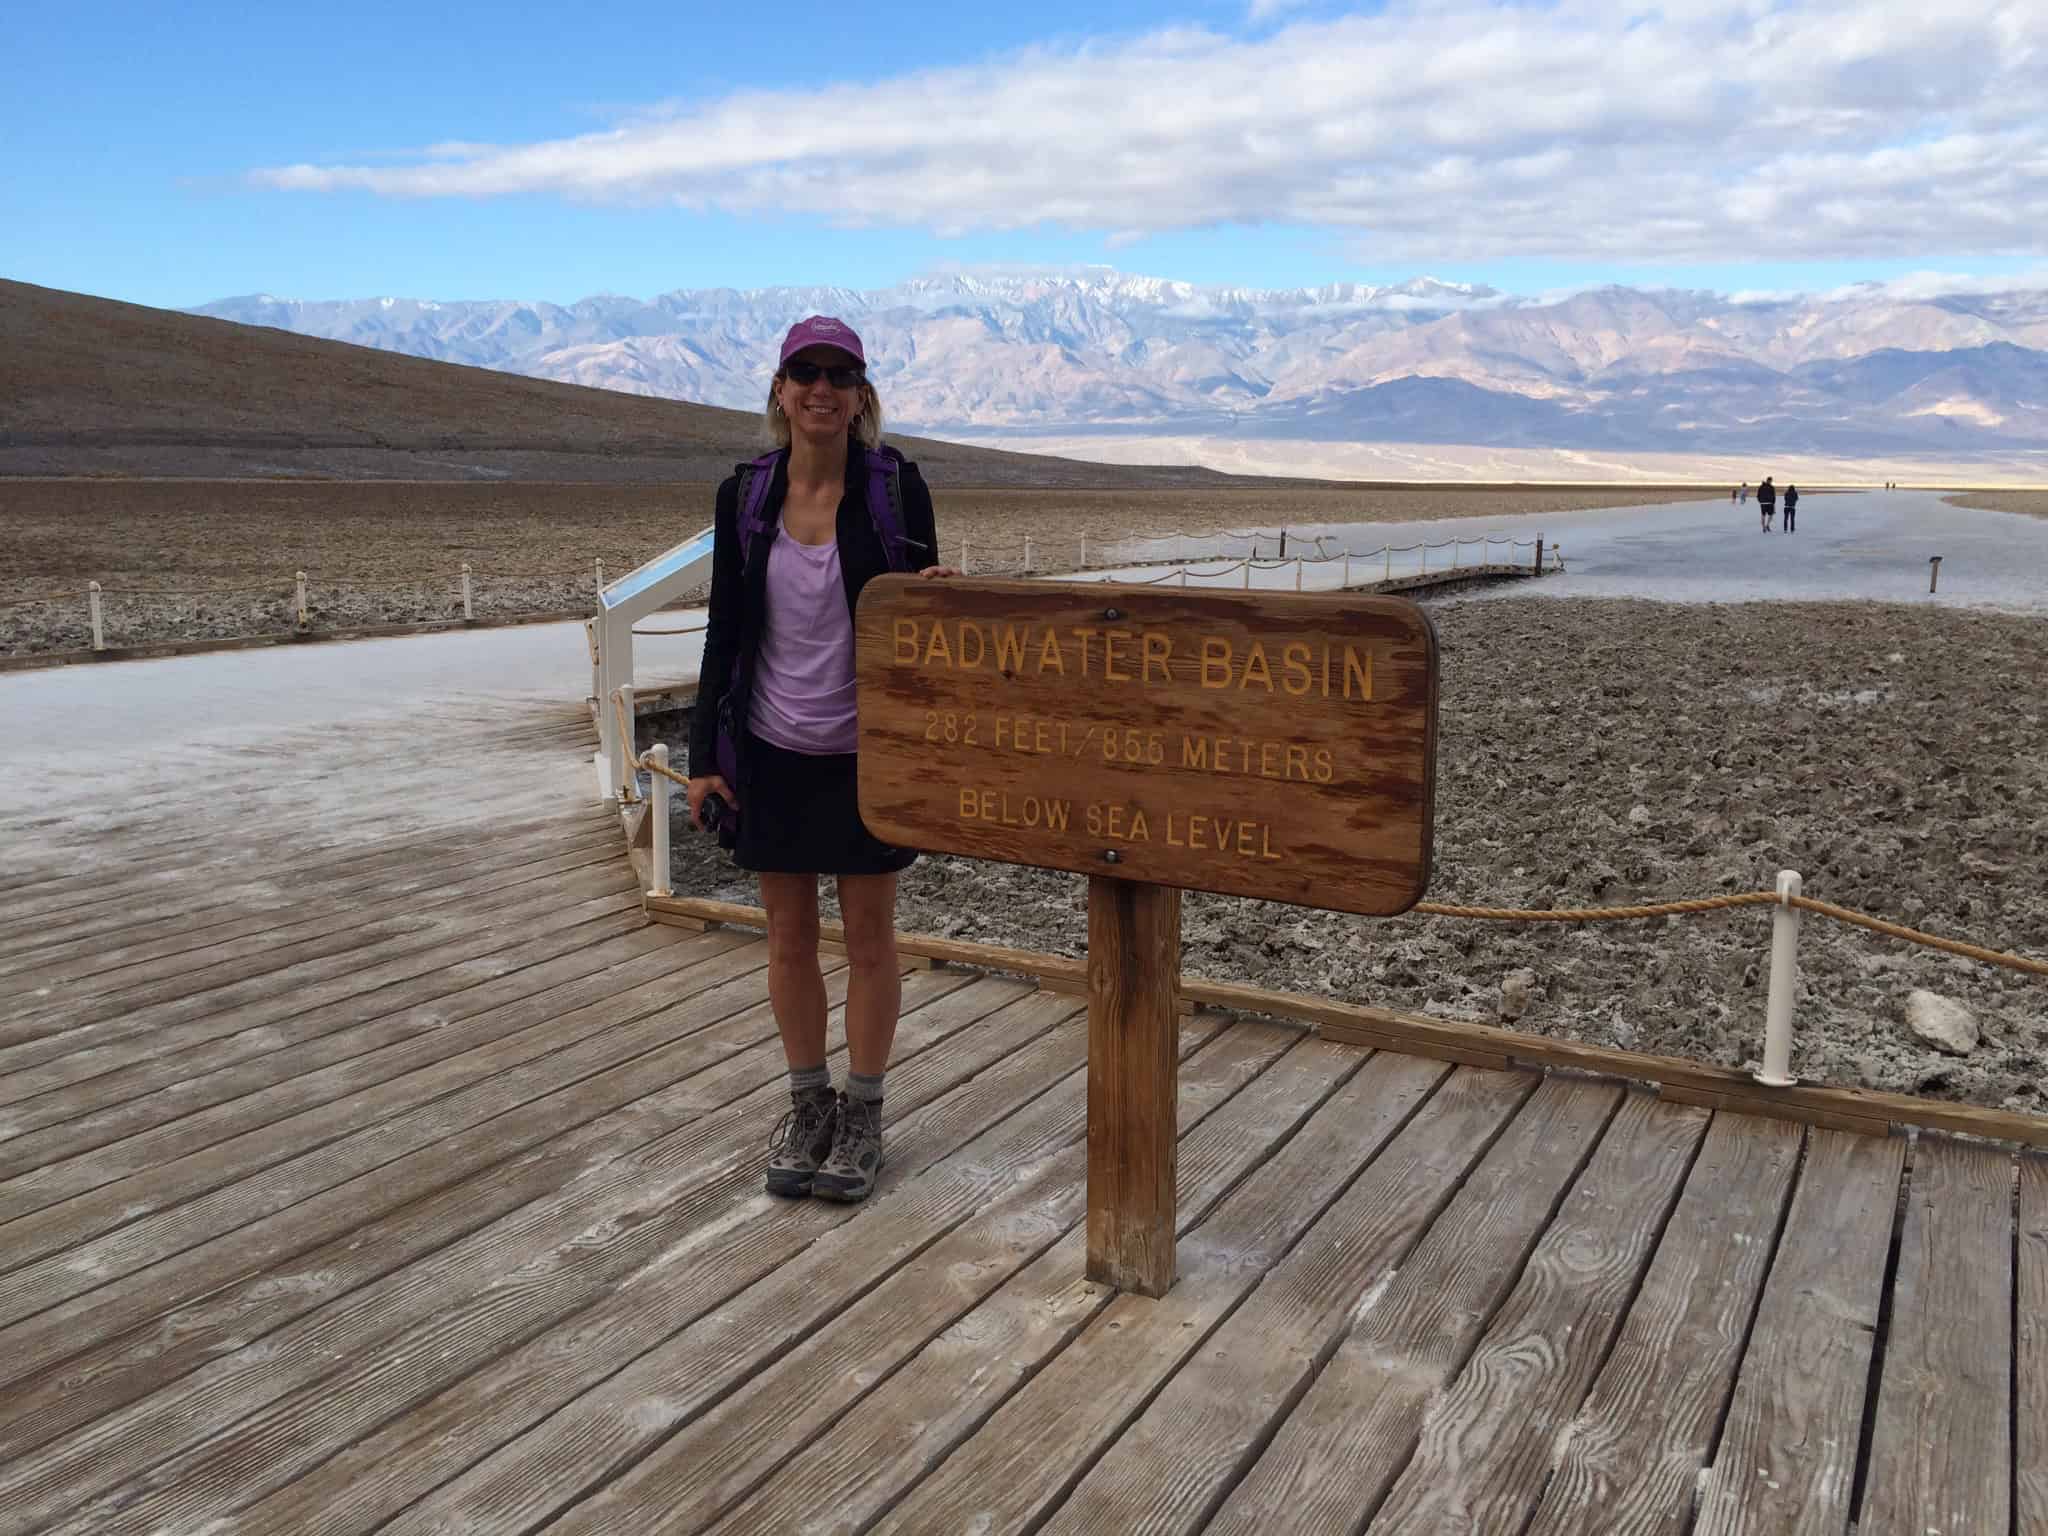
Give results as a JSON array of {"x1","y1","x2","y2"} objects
[{"x1": 783, "y1": 360, "x2": 866, "y2": 388}]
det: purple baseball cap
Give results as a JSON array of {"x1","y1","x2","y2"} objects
[{"x1": 778, "y1": 314, "x2": 866, "y2": 368}]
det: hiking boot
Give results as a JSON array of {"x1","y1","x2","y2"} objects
[
  {"x1": 765, "y1": 1088, "x2": 839, "y2": 1198},
  {"x1": 813, "y1": 1092, "x2": 884, "y2": 1203}
]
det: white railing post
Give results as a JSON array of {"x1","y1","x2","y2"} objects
[
  {"x1": 961, "y1": 538, "x2": 970, "y2": 575},
  {"x1": 1452, "y1": 541, "x2": 1461, "y2": 570},
  {"x1": 1420, "y1": 546, "x2": 1428, "y2": 575},
  {"x1": 295, "y1": 571, "x2": 308, "y2": 627},
  {"x1": 614, "y1": 683, "x2": 637, "y2": 802},
  {"x1": 1342, "y1": 552, "x2": 1350, "y2": 587},
  {"x1": 1295, "y1": 557, "x2": 1304, "y2": 591},
  {"x1": 1080, "y1": 533, "x2": 1088, "y2": 570},
  {"x1": 595, "y1": 558, "x2": 605, "y2": 597},
  {"x1": 1180, "y1": 567, "x2": 1188, "y2": 587},
  {"x1": 461, "y1": 563, "x2": 474, "y2": 620},
  {"x1": 1242, "y1": 561, "x2": 1251, "y2": 589},
  {"x1": 88, "y1": 581, "x2": 105, "y2": 650},
  {"x1": 1384, "y1": 547, "x2": 1393, "y2": 582},
  {"x1": 1024, "y1": 537, "x2": 1033, "y2": 574},
  {"x1": 647, "y1": 744, "x2": 674, "y2": 897},
  {"x1": 1756, "y1": 869, "x2": 1802, "y2": 1087}
]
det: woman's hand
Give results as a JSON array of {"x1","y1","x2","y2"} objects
[
  {"x1": 917, "y1": 564, "x2": 962, "y2": 579},
  {"x1": 686, "y1": 773, "x2": 738, "y2": 830}
]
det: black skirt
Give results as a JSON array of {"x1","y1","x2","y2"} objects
[{"x1": 734, "y1": 730, "x2": 916, "y2": 876}]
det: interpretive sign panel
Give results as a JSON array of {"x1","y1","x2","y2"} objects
[{"x1": 855, "y1": 576, "x2": 1437, "y2": 915}]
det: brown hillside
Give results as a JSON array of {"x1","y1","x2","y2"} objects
[{"x1": 0, "y1": 279, "x2": 1248, "y2": 486}]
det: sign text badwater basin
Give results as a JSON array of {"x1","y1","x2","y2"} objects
[{"x1": 855, "y1": 576, "x2": 1438, "y2": 916}]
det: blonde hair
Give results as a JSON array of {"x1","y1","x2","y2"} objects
[{"x1": 765, "y1": 372, "x2": 884, "y2": 452}]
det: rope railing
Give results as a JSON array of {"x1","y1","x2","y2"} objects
[
  {"x1": 1413, "y1": 890, "x2": 2048, "y2": 978},
  {"x1": 609, "y1": 680, "x2": 2037, "y2": 1093}
]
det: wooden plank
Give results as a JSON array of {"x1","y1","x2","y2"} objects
[
  {"x1": 0, "y1": 880, "x2": 642, "y2": 1096},
  {"x1": 646, "y1": 907, "x2": 711, "y2": 931},
  {"x1": 0, "y1": 934, "x2": 774, "y2": 1310},
  {"x1": 4, "y1": 854, "x2": 635, "y2": 1043},
  {"x1": 245, "y1": 1017, "x2": 1290, "y2": 1536},
  {"x1": 1658, "y1": 1082, "x2": 1893, "y2": 1139},
  {"x1": 0, "y1": 960, "x2": 856, "y2": 1452},
  {"x1": 1858, "y1": 1137, "x2": 2013, "y2": 1536},
  {"x1": 1202, "y1": 976, "x2": 2048, "y2": 1149},
  {"x1": 0, "y1": 822, "x2": 619, "y2": 986},
  {"x1": 2021, "y1": 1156, "x2": 2047, "y2": 1533},
  {"x1": 0, "y1": 792, "x2": 606, "y2": 943},
  {"x1": 1203, "y1": 1076, "x2": 1622, "y2": 1536},
  {"x1": 1368, "y1": 1095, "x2": 1711, "y2": 1533},
  {"x1": 27, "y1": 983, "x2": 1104, "y2": 1535},
  {"x1": 0, "y1": 929, "x2": 753, "y2": 1222},
  {"x1": 0, "y1": 903, "x2": 657, "y2": 1149},
  {"x1": 1, "y1": 970, "x2": 1030, "y2": 1529},
  {"x1": 1032, "y1": 1064, "x2": 1531, "y2": 1536},
  {"x1": 1524, "y1": 1114, "x2": 1803, "y2": 1536},
  {"x1": 864, "y1": 1059, "x2": 1516, "y2": 1536},
  {"x1": 0, "y1": 801, "x2": 600, "y2": 934},
  {"x1": 4, "y1": 837, "x2": 637, "y2": 1026},
  {"x1": 587, "y1": 1037, "x2": 1418, "y2": 1536},
  {"x1": 1694, "y1": 1129, "x2": 1909, "y2": 1536},
  {"x1": 1087, "y1": 875, "x2": 1180, "y2": 1295}
]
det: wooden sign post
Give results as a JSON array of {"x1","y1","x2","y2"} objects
[{"x1": 857, "y1": 576, "x2": 1438, "y2": 1296}]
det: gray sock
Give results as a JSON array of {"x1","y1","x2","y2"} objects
[
  {"x1": 790, "y1": 1064, "x2": 831, "y2": 1099},
  {"x1": 845, "y1": 1070, "x2": 885, "y2": 1105}
]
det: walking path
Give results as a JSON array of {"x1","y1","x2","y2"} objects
[{"x1": 0, "y1": 492, "x2": 2041, "y2": 1532}]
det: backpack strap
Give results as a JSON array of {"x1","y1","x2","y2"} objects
[
  {"x1": 733, "y1": 450, "x2": 784, "y2": 568},
  {"x1": 865, "y1": 446, "x2": 915, "y2": 573},
  {"x1": 734, "y1": 445, "x2": 915, "y2": 573}
]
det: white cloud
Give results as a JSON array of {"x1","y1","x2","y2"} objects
[{"x1": 250, "y1": 0, "x2": 2048, "y2": 265}]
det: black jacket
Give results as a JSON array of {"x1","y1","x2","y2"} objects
[{"x1": 688, "y1": 444, "x2": 938, "y2": 778}]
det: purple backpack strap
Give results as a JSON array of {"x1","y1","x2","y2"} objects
[
  {"x1": 733, "y1": 450, "x2": 783, "y2": 568},
  {"x1": 866, "y1": 448, "x2": 913, "y2": 572}
]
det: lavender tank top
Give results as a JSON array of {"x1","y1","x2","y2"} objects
[{"x1": 748, "y1": 519, "x2": 859, "y2": 754}]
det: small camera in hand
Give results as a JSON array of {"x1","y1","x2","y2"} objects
[{"x1": 699, "y1": 790, "x2": 738, "y2": 851}]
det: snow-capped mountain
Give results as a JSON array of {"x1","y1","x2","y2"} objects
[{"x1": 192, "y1": 272, "x2": 2048, "y2": 455}]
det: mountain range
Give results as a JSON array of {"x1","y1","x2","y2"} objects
[{"x1": 192, "y1": 273, "x2": 2048, "y2": 463}]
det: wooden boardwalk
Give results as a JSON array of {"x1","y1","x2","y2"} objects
[{"x1": 2, "y1": 694, "x2": 2042, "y2": 1535}]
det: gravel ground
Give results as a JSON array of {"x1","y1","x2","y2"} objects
[{"x1": 646, "y1": 597, "x2": 2048, "y2": 1112}]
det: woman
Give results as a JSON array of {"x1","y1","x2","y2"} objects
[{"x1": 687, "y1": 315, "x2": 953, "y2": 1204}]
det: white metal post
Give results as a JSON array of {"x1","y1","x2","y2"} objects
[
  {"x1": 1024, "y1": 537, "x2": 1033, "y2": 574},
  {"x1": 1343, "y1": 552, "x2": 1350, "y2": 587},
  {"x1": 614, "y1": 683, "x2": 637, "y2": 802},
  {"x1": 1295, "y1": 557, "x2": 1304, "y2": 591},
  {"x1": 1242, "y1": 561, "x2": 1251, "y2": 589},
  {"x1": 595, "y1": 558, "x2": 606, "y2": 597},
  {"x1": 1420, "y1": 546, "x2": 1428, "y2": 575},
  {"x1": 647, "y1": 745, "x2": 674, "y2": 897},
  {"x1": 1756, "y1": 869, "x2": 1802, "y2": 1087},
  {"x1": 1384, "y1": 547, "x2": 1393, "y2": 581},
  {"x1": 1180, "y1": 568, "x2": 1188, "y2": 587},
  {"x1": 1080, "y1": 533, "x2": 1088, "y2": 570},
  {"x1": 88, "y1": 581, "x2": 105, "y2": 650},
  {"x1": 961, "y1": 538, "x2": 970, "y2": 574},
  {"x1": 1452, "y1": 541, "x2": 1461, "y2": 570},
  {"x1": 295, "y1": 571, "x2": 308, "y2": 627},
  {"x1": 461, "y1": 563, "x2": 474, "y2": 620}
]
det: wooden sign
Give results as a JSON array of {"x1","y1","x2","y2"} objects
[{"x1": 854, "y1": 576, "x2": 1437, "y2": 916}]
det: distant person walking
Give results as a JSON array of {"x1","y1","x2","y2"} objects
[
  {"x1": 1739, "y1": 482, "x2": 1749, "y2": 505},
  {"x1": 1782, "y1": 482, "x2": 1799, "y2": 532},
  {"x1": 1757, "y1": 476, "x2": 1776, "y2": 531}
]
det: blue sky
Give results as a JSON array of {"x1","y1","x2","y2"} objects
[{"x1": 6, "y1": 0, "x2": 2044, "y2": 311}]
